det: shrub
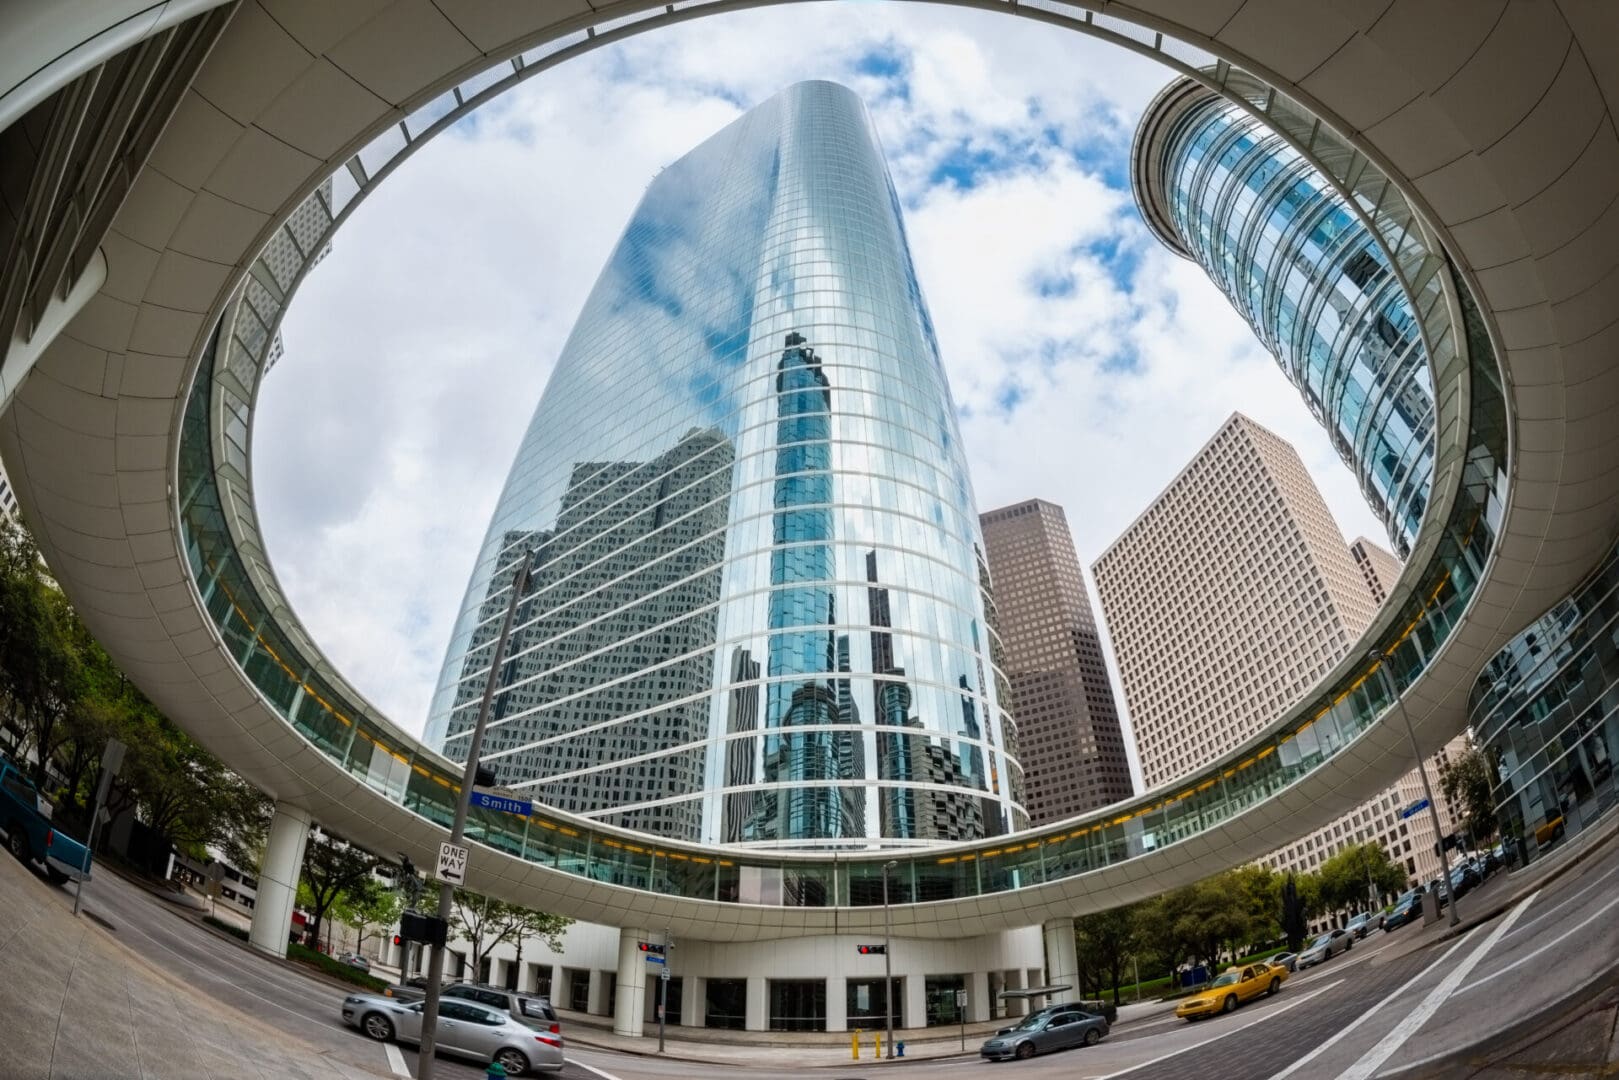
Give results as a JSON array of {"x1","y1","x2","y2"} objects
[
  {"x1": 286, "y1": 942, "x2": 389, "y2": 992},
  {"x1": 203, "y1": 916, "x2": 249, "y2": 942}
]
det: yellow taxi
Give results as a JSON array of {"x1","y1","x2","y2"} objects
[{"x1": 1174, "y1": 962, "x2": 1288, "y2": 1020}]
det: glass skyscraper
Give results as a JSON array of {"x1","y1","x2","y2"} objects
[
  {"x1": 1132, "y1": 80, "x2": 1434, "y2": 557},
  {"x1": 428, "y1": 81, "x2": 1025, "y2": 848}
]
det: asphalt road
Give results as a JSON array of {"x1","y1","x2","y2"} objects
[{"x1": 75, "y1": 829, "x2": 1617, "y2": 1080}]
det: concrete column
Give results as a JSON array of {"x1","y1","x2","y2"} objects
[
  {"x1": 826, "y1": 974, "x2": 847, "y2": 1032},
  {"x1": 681, "y1": 975, "x2": 704, "y2": 1027},
  {"x1": 968, "y1": 971, "x2": 991, "y2": 1022},
  {"x1": 745, "y1": 975, "x2": 768, "y2": 1031},
  {"x1": 1043, "y1": 917, "x2": 1078, "y2": 1002},
  {"x1": 587, "y1": 969, "x2": 611, "y2": 1015},
  {"x1": 1003, "y1": 969, "x2": 1025, "y2": 1016},
  {"x1": 614, "y1": 928, "x2": 649, "y2": 1037},
  {"x1": 903, "y1": 974, "x2": 926, "y2": 1032},
  {"x1": 248, "y1": 803, "x2": 310, "y2": 958}
]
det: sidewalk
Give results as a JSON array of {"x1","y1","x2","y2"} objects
[{"x1": 0, "y1": 851, "x2": 393, "y2": 1080}]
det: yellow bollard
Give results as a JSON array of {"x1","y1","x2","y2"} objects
[
  {"x1": 852, "y1": 1028, "x2": 862, "y2": 1060},
  {"x1": 874, "y1": 1030, "x2": 882, "y2": 1059}
]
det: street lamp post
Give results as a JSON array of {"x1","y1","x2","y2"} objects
[
  {"x1": 417, "y1": 549, "x2": 534, "y2": 1079},
  {"x1": 1369, "y1": 649, "x2": 1460, "y2": 927},
  {"x1": 883, "y1": 859, "x2": 898, "y2": 1059}
]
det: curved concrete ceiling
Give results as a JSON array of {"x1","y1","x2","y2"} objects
[{"x1": 0, "y1": 0, "x2": 1615, "y2": 940}]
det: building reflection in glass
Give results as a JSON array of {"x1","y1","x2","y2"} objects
[{"x1": 427, "y1": 81, "x2": 1024, "y2": 846}]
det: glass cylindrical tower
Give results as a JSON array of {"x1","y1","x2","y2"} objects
[
  {"x1": 427, "y1": 81, "x2": 1026, "y2": 848},
  {"x1": 1131, "y1": 79, "x2": 1434, "y2": 557}
]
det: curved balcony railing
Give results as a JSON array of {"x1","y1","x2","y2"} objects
[{"x1": 173, "y1": 3, "x2": 1510, "y2": 909}]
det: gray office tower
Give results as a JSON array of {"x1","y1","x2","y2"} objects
[{"x1": 427, "y1": 82, "x2": 1027, "y2": 846}]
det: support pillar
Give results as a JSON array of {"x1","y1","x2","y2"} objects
[
  {"x1": 968, "y1": 971, "x2": 991, "y2": 1022},
  {"x1": 1003, "y1": 968, "x2": 1025, "y2": 1016},
  {"x1": 826, "y1": 974, "x2": 847, "y2": 1032},
  {"x1": 745, "y1": 975, "x2": 767, "y2": 1031},
  {"x1": 587, "y1": 969, "x2": 611, "y2": 1016},
  {"x1": 681, "y1": 975, "x2": 704, "y2": 1027},
  {"x1": 614, "y1": 928, "x2": 648, "y2": 1037},
  {"x1": 904, "y1": 974, "x2": 926, "y2": 1032},
  {"x1": 248, "y1": 802, "x2": 309, "y2": 958},
  {"x1": 1043, "y1": 917, "x2": 1079, "y2": 1002}
]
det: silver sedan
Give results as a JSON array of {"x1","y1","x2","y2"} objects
[{"x1": 341, "y1": 993, "x2": 564, "y2": 1075}]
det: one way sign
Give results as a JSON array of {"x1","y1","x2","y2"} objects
[{"x1": 437, "y1": 841, "x2": 469, "y2": 886}]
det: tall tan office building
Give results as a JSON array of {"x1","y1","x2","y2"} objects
[
  {"x1": 980, "y1": 499, "x2": 1134, "y2": 822},
  {"x1": 1093, "y1": 413, "x2": 1461, "y2": 887}
]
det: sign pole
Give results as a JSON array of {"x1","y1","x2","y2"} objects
[
  {"x1": 73, "y1": 738, "x2": 126, "y2": 917},
  {"x1": 418, "y1": 549, "x2": 532, "y2": 1079},
  {"x1": 658, "y1": 928, "x2": 672, "y2": 1054}
]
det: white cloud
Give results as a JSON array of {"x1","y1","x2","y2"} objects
[{"x1": 258, "y1": 4, "x2": 1389, "y2": 744}]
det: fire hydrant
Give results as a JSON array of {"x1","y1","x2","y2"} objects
[
  {"x1": 897, "y1": 1041, "x2": 906, "y2": 1057},
  {"x1": 485, "y1": 1063, "x2": 507, "y2": 1079}
]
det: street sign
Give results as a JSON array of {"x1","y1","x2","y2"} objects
[
  {"x1": 437, "y1": 841, "x2": 469, "y2": 885},
  {"x1": 660, "y1": 965, "x2": 670, "y2": 980},
  {"x1": 646, "y1": 954, "x2": 666, "y2": 964},
  {"x1": 955, "y1": 990, "x2": 966, "y2": 1008},
  {"x1": 470, "y1": 790, "x2": 533, "y2": 816},
  {"x1": 1400, "y1": 798, "x2": 1430, "y2": 819}
]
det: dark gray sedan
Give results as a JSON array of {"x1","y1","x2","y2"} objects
[
  {"x1": 980, "y1": 1006, "x2": 1109, "y2": 1061},
  {"x1": 340, "y1": 993, "x2": 564, "y2": 1075}
]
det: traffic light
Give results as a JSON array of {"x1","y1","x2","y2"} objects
[
  {"x1": 857, "y1": 944, "x2": 886, "y2": 955},
  {"x1": 474, "y1": 762, "x2": 499, "y2": 788},
  {"x1": 392, "y1": 934, "x2": 403, "y2": 947},
  {"x1": 638, "y1": 942, "x2": 666, "y2": 955},
  {"x1": 399, "y1": 911, "x2": 448, "y2": 947}
]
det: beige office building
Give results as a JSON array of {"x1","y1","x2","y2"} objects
[
  {"x1": 980, "y1": 499, "x2": 1134, "y2": 823},
  {"x1": 1094, "y1": 413, "x2": 1461, "y2": 887}
]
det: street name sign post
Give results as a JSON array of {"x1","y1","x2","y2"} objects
[{"x1": 469, "y1": 791, "x2": 533, "y2": 816}]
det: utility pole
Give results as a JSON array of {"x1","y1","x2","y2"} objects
[{"x1": 417, "y1": 549, "x2": 533, "y2": 1080}]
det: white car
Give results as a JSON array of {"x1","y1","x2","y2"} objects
[
  {"x1": 1297, "y1": 928, "x2": 1353, "y2": 968},
  {"x1": 1345, "y1": 911, "x2": 1384, "y2": 938},
  {"x1": 341, "y1": 993, "x2": 563, "y2": 1075}
]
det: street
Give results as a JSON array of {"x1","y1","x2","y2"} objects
[{"x1": 38, "y1": 828, "x2": 1618, "y2": 1080}]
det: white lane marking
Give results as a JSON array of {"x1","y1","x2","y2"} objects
[
  {"x1": 568, "y1": 1057, "x2": 627, "y2": 1080},
  {"x1": 1336, "y1": 890, "x2": 1538, "y2": 1080},
  {"x1": 1092, "y1": 980, "x2": 1344, "y2": 1079},
  {"x1": 1265, "y1": 931, "x2": 1477, "y2": 1080},
  {"x1": 1455, "y1": 887, "x2": 1619, "y2": 996},
  {"x1": 1501, "y1": 856, "x2": 1619, "y2": 942},
  {"x1": 384, "y1": 1042, "x2": 408, "y2": 1076}
]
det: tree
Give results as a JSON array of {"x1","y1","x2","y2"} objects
[
  {"x1": 445, "y1": 887, "x2": 573, "y2": 982},
  {"x1": 1318, "y1": 842, "x2": 1407, "y2": 914},
  {"x1": 1076, "y1": 907, "x2": 1138, "y2": 1004},
  {"x1": 1440, "y1": 743, "x2": 1499, "y2": 846},
  {"x1": 334, "y1": 880, "x2": 404, "y2": 956},
  {"x1": 299, "y1": 831, "x2": 378, "y2": 951},
  {"x1": 0, "y1": 518, "x2": 82, "y2": 785}
]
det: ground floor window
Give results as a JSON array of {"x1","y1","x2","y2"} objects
[
  {"x1": 769, "y1": 979, "x2": 826, "y2": 1032},
  {"x1": 706, "y1": 978, "x2": 746, "y2": 1029},
  {"x1": 568, "y1": 970, "x2": 590, "y2": 1012},
  {"x1": 605, "y1": 973, "x2": 617, "y2": 1017},
  {"x1": 654, "y1": 975, "x2": 683, "y2": 1024},
  {"x1": 527, "y1": 963, "x2": 552, "y2": 997},
  {"x1": 925, "y1": 975, "x2": 965, "y2": 1026},
  {"x1": 846, "y1": 978, "x2": 902, "y2": 1030}
]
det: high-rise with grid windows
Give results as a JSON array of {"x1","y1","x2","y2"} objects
[
  {"x1": 427, "y1": 81, "x2": 1025, "y2": 847},
  {"x1": 980, "y1": 499, "x2": 1133, "y2": 822}
]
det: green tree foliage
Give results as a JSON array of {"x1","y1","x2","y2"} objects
[
  {"x1": 1075, "y1": 907, "x2": 1138, "y2": 1004},
  {"x1": 1440, "y1": 743, "x2": 1499, "y2": 845},
  {"x1": 299, "y1": 831, "x2": 379, "y2": 951},
  {"x1": 333, "y1": 879, "x2": 405, "y2": 954},
  {"x1": 0, "y1": 516, "x2": 271, "y2": 860},
  {"x1": 445, "y1": 887, "x2": 574, "y2": 973},
  {"x1": 1318, "y1": 842, "x2": 1407, "y2": 914}
]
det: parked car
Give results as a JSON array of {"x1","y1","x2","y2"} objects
[
  {"x1": 0, "y1": 757, "x2": 91, "y2": 885},
  {"x1": 1174, "y1": 963, "x2": 1287, "y2": 1021},
  {"x1": 341, "y1": 993, "x2": 563, "y2": 1075},
  {"x1": 1383, "y1": 890, "x2": 1425, "y2": 930},
  {"x1": 1267, "y1": 951, "x2": 1298, "y2": 972},
  {"x1": 338, "y1": 954, "x2": 371, "y2": 972},
  {"x1": 1346, "y1": 911, "x2": 1384, "y2": 938},
  {"x1": 980, "y1": 1005, "x2": 1108, "y2": 1060},
  {"x1": 1449, "y1": 862, "x2": 1482, "y2": 899},
  {"x1": 386, "y1": 982, "x2": 560, "y2": 1030},
  {"x1": 1297, "y1": 928, "x2": 1353, "y2": 968}
]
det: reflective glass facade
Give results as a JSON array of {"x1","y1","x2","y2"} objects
[
  {"x1": 425, "y1": 81, "x2": 1025, "y2": 847},
  {"x1": 1472, "y1": 537, "x2": 1619, "y2": 868},
  {"x1": 1137, "y1": 87, "x2": 1434, "y2": 557}
]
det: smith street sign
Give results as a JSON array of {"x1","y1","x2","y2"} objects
[
  {"x1": 470, "y1": 790, "x2": 533, "y2": 816},
  {"x1": 1400, "y1": 798, "x2": 1430, "y2": 820}
]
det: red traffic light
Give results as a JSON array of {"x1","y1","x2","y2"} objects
[
  {"x1": 393, "y1": 934, "x2": 403, "y2": 947},
  {"x1": 857, "y1": 944, "x2": 886, "y2": 955},
  {"x1": 638, "y1": 942, "x2": 666, "y2": 955}
]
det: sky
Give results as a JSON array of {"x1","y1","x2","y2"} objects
[{"x1": 256, "y1": 2, "x2": 1388, "y2": 762}]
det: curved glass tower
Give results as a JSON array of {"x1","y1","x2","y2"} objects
[
  {"x1": 427, "y1": 81, "x2": 1026, "y2": 848},
  {"x1": 1132, "y1": 80, "x2": 1434, "y2": 557}
]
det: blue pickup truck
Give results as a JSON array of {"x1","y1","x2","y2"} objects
[{"x1": 0, "y1": 758, "x2": 92, "y2": 884}]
